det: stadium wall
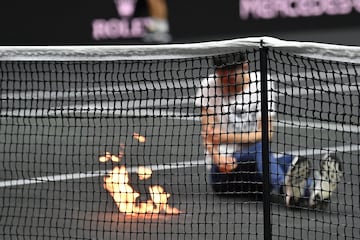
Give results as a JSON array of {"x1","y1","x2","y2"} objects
[{"x1": 0, "y1": 0, "x2": 360, "y2": 45}]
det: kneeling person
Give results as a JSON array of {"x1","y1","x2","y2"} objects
[{"x1": 195, "y1": 53, "x2": 343, "y2": 208}]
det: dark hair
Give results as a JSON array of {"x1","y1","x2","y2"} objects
[{"x1": 213, "y1": 53, "x2": 247, "y2": 69}]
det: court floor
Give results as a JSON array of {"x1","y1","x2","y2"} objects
[{"x1": 0, "y1": 64, "x2": 359, "y2": 239}]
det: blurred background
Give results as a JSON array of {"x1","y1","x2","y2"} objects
[{"x1": 0, "y1": 0, "x2": 359, "y2": 46}]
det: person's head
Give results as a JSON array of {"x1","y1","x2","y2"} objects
[{"x1": 213, "y1": 53, "x2": 249, "y2": 89}]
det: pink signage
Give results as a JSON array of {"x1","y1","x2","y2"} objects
[
  {"x1": 239, "y1": 0, "x2": 360, "y2": 19},
  {"x1": 92, "y1": 0, "x2": 150, "y2": 40}
]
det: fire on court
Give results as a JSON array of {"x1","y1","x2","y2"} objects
[{"x1": 99, "y1": 133, "x2": 181, "y2": 216}]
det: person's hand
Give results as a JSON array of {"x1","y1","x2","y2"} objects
[
  {"x1": 214, "y1": 154, "x2": 238, "y2": 173},
  {"x1": 202, "y1": 140, "x2": 237, "y2": 173}
]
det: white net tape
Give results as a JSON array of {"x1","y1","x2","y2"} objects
[{"x1": 0, "y1": 37, "x2": 359, "y2": 63}]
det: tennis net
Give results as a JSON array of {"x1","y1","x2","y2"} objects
[{"x1": 0, "y1": 37, "x2": 359, "y2": 240}]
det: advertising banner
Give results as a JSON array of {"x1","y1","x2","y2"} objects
[{"x1": 0, "y1": 0, "x2": 359, "y2": 45}]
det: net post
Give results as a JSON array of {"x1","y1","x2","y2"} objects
[{"x1": 259, "y1": 44, "x2": 272, "y2": 240}]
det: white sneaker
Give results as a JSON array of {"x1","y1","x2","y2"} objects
[
  {"x1": 284, "y1": 156, "x2": 311, "y2": 207},
  {"x1": 142, "y1": 18, "x2": 172, "y2": 43},
  {"x1": 309, "y1": 153, "x2": 343, "y2": 208}
]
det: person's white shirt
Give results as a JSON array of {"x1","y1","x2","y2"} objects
[{"x1": 195, "y1": 71, "x2": 276, "y2": 158}]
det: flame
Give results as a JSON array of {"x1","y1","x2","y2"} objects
[
  {"x1": 103, "y1": 165, "x2": 181, "y2": 215},
  {"x1": 99, "y1": 152, "x2": 122, "y2": 163},
  {"x1": 137, "y1": 166, "x2": 152, "y2": 180},
  {"x1": 133, "y1": 133, "x2": 146, "y2": 143},
  {"x1": 101, "y1": 144, "x2": 181, "y2": 215},
  {"x1": 149, "y1": 185, "x2": 181, "y2": 214}
]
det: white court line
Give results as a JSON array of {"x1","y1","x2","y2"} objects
[
  {"x1": 0, "y1": 159, "x2": 206, "y2": 188},
  {"x1": 0, "y1": 144, "x2": 359, "y2": 188},
  {"x1": 1, "y1": 81, "x2": 358, "y2": 101},
  {"x1": 1, "y1": 106, "x2": 357, "y2": 133},
  {"x1": 0, "y1": 79, "x2": 200, "y2": 100},
  {"x1": 1, "y1": 80, "x2": 359, "y2": 117},
  {"x1": 2, "y1": 81, "x2": 360, "y2": 117},
  {"x1": 2, "y1": 67, "x2": 359, "y2": 101},
  {"x1": 276, "y1": 119, "x2": 360, "y2": 133},
  {"x1": 278, "y1": 83, "x2": 360, "y2": 97}
]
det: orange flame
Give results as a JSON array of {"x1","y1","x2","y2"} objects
[
  {"x1": 137, "y1": 166, "x2": 152, "y2": 180},
  {"x1": 133, "y1": 133, "x2": 146, "y2": 143},
  {"x1": 101, "y1": 146, "x2": 181, "y2": 215},
  {"x1": 99, "y1": 152, "x2": 122, "y2": 163},
  {"x1": 103, "y1": 165, "x2": 181, "y2": 215}
]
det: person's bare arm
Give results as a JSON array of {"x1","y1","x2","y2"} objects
[
  {"x1": 200, "y1": 107, "x2": 237, "y2": 172},
  {"x1": 200, "y1": 107, "x2": 215, "y2": 126},
  {"x1": 224, "y1": 119, "x2": 273, "y2": 143},
  {"x1": 208, "y1": 118, "x2": 274, "y2": 145}
]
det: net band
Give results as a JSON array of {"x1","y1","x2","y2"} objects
[{"x1": 1, "y1": 36, "x2": 360, "y2": 63}]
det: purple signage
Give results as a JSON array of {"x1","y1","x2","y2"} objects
[
  {"x1": 239, "y1": 0, "x2": 360, "y2": 19},
  {"x1": 92, "y1": 0, "x2": 150, "y2": 40}
]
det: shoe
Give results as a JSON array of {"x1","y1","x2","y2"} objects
[
  {"x1": 284, "y1": 156, "x2": 311, "y2": 207},
  {"x1": 142, "y1": 18, "x2": 172, "y2": 44},
  {"x1": 309, "y1": 153, "x2": 343, "y2": 208}
]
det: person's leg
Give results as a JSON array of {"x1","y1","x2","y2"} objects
[
  {"x1": 147, "y1": 0, "x2": 168, "y2": 20},
  {"x1": 234, "y1": 142, "x2": 288, "y2": 193},
  {"x1": 144, "y1": 0, "x2": 171, "y2": 43},
  {"x1": 237, "y1": 143, "x2": 313, "y2": 206},
  {"x1": 212, "y1": 142, "x2": 343, "y2": 208},
  {"x1": 274, "y1": 153, "x2": 295, "y2": 190}
]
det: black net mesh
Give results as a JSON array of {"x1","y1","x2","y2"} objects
[
  {"x1": 269, "y1": 49, "x2": 360, "y2": 239},
  {"x1": 0, "y1": 46, "x2": 359, "y2": 240}
]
